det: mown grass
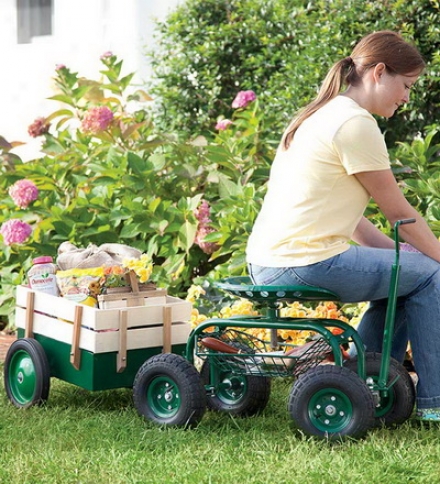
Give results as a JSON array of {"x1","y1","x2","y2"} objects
[{"x1": 1, "y1": 369, "x2": 440, "y2": 484}]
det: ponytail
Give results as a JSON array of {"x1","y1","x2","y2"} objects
[{"x1": 281, "y1": 56, "x2": 356, "y2": 150}]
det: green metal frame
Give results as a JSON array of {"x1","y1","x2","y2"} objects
[
  {"x1": 186, "y1": 316, "x2": 366, "y2": 378},
  {"x1": 186, "y1": 218, "x2": 415, "y2": 403}
]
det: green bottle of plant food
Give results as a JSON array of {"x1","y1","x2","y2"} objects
[{"x1": 28, "y1": 256, "x2": 59, "y2": 296}]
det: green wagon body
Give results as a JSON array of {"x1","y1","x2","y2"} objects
[{"x1": 15, "y1": 328, "x2": 186, "y2": 391}]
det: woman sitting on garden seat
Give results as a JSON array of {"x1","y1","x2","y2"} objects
[{"x1": 246, "y1": 30, "x2": 440, "y2": 422}]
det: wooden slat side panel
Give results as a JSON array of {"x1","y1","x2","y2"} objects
[
  {"x1": 16, "y1": 306, "x2": 95, "y2": 351},
  {"x1": 16, "y1": 286, "x2": 192, "y2": 331},
  {"x1": 15, "y1": 306, "x2": 192, "y2": 353}
]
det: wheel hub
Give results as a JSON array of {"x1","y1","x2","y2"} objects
[
  {"x1": 8, "y1": 353, "x2": 37, "y2": 404},
  {"x1": 309, "y1": 390, "x2": 352, "y2": 431},
  {"x1": 164, "y1": 383, "x2": 175, "y2": 403},
  {"x1": 218, "y1": 376, "x2": 246, "y2": 401},
  {"x1": 324, "y1": 404, "x2": 337, "y2": 417},
  {"x1": 148, "y1": 377, "x2": 180, "y2": 417}
]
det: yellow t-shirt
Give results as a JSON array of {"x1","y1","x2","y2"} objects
[{"x1": 246, "y1": 95, "x2": 390, "y2": 267}]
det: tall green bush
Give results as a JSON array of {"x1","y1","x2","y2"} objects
[{"x1": 148, "y1": 0, "x2": 440, "y2": 146}]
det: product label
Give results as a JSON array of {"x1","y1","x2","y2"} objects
[{"x1": 29, "y1": 274, "x2": 59, "y2": 296}]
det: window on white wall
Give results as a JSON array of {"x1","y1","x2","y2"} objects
[{"x1": 17, "y1": 0, "x2": 53, "y2": 44}]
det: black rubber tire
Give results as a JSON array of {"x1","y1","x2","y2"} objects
[
  {"x1": 133, "y1": 353, "x2": 206, "y2": 428},
  {"x1": 288, "y1": 365, "x2": 375, "y2": 440},
  {"x1": 344, "y1": 352, "x2": 415, "y2": 427},
  {"x1": 200, "y1": 359, "x2": 271, "y2": 417},
  {"x1": 4, "y1": 338, "x2": 51, "y2": 408}
]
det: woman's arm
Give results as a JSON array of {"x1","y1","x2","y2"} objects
[
  {"x1": 352, "y1": 216, "x2": 394, "y2": 249},
  {"x1": 354, "y1": 169, "x2": 440, "y2": 262}
]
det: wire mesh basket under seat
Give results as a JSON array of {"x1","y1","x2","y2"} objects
[{"x1": 196, "y1": 328, "x2": 335, "y2": 378}]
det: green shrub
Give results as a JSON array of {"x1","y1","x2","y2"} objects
[
  {"x1": 391, "y1": 127, "x2": 440, "y2": 234},
  {"x1": 148, "y1": 0, "x2": 440, "y2": 146}
]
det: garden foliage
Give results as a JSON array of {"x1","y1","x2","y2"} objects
[{"x1": 149, "y1": 0, "x2": 440, "y2": 146}]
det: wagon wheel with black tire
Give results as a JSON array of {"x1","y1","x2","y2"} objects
[
  {"x1": 344, "y1": 352, "x2": 415, "y2": 427},
  {"x1": 4, "y1": 338, "x2": 51, "y2": 408},
  {"x1": 288, "y1": 365, "x2": 375, "y2": 440},
  {"x1": 200, "y1": 358, "x2": 271, "y2": 417},
  {"x1": 133, "y1": 353, "x2": 206, "y2": 428},
  {"x1": 199, "y1": 339, "x2": 271, "y2": 417}
]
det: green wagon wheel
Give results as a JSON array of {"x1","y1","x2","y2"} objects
[
  {"x1": 4, "y1": 338, "x2": 50, "y2": 408},
  {"x1": 288, "y1": 365, "x2": 375, "y2": 440},
  {"x1": 200, "y1": 360, "x2": 271, "y2": 416},
  {"x1": 133, "y1": 353, "x2": 206, "y2": 427},
  {"x1": 344, "y1": 352, "x2": 415, "y2": 427}
]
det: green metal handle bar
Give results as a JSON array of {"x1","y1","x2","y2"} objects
[{"x1": 378, "y1": 218, "x2": 416, "y2": 392}]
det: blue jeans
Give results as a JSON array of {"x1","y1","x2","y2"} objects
[{"x1": 248, "y1": 245, "x2": 440, "y2": 409}]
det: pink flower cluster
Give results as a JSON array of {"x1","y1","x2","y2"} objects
[
  {"x1": 0, "y1": 219, "x2": 32, "y2": 246},
  {"x1": 215, "y1": 119, "x2": 233, "y2": 131},
  {"x1": 195, "y1": 200, "x2": 211, "y2": 225},
  {"x1": 231, "y1": 90, "x2": 257, "y2": 109},
  {"x1": 81, "y1": 106, "x2": 114, "y2": 134},
  {"x1": 9, "y1": 179, "x2": 38, "y2": 209},
  {"x1": 100, "y1": 51, "x2": 113, "y2": 60},
  {"x1": 28, "y1": 117, "x2": 50, "y2": 138},
  {"x1": 194, "y1": 200, "x2": 219, "y2": 255}
]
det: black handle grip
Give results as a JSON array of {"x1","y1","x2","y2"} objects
[{"x1": 399, "y1": 218, "x2": 416, "y2": 225}]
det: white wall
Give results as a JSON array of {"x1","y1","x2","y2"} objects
[{"x1": 0, "y1": 0, "x2": 180, "y2": 160}]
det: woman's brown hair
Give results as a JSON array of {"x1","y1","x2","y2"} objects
[{"x1": 281, "y1": 30, "x2": 425, "y2": 150}]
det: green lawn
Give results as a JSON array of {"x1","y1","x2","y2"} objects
[{"x1": 1, "y1": 370, "x2": 440, "y2": 484}]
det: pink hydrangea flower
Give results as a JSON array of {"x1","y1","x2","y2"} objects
[
  {"x1": 195, "y1": 225, "x2": 219, "y2": 255},
  {"x1": 215, "y1": 119, "x2": 233, "y2": 131},
  {"x1": 28, "y1": 117, "x2": 50, "y2": 138},
  {"x1": 9, "y1": 179, "x2": 39, "y2": 209},
  {"x1": 81, "y1": 106, "x2": 114, "y2": 134},
  {"x1": 0, "y1": 219, "x2": 32, "y2": 246},
  {"x1": 194, "y1": 200, "x2": 219, "y2": 254},
  {"x1": 194, "y1": 200, "x2": 211, "y2": 225},
  {"x1": 231, "y1": 90, "x2": 257, "y2": 109}
]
